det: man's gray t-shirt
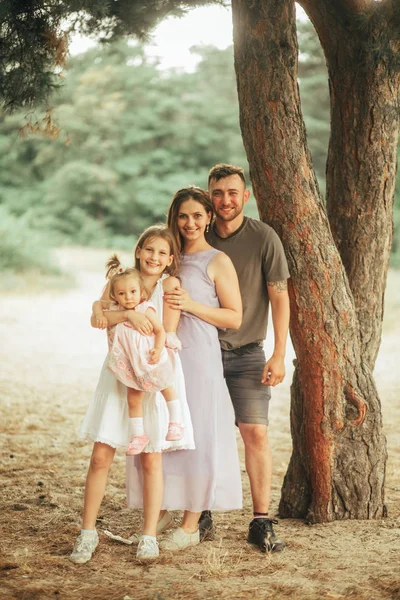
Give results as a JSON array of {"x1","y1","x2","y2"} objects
[{"x1": 207, "y1": 216, "x2": 290, "y2": 350}]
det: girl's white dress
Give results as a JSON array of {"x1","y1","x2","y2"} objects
[{"x1": 79, "y1": 275, "x2": 195, "y2": 452}]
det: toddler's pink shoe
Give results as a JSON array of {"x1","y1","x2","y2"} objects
[
  {"x1": 166, "y1": 422, "x2": 184, "y2": 441},
  {"x1": 126, "y1": 434, "x2": 149, "y2": 456}
]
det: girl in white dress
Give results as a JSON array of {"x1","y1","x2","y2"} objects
[
  {"x1": 102, "y1": 255, "x2": 185, "y2": 455},
  {"x1": 70, "y1": 226, "x2": 194, "y2": 564}
]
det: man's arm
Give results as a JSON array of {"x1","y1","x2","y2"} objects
[{"x1": 262, "y1": 280, "x2": 290, "y2": 387}]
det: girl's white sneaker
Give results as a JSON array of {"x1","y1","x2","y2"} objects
[
  {"x1": 136, "y1": 535, "x2": 159, "y2": 560},
  {"x1": 69, "y1": 530, "x2": 99, "y2": 564}
]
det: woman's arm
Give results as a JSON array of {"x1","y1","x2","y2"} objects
[{"x1": 164, "y1": 253, "x2": 242, "y2": 330}]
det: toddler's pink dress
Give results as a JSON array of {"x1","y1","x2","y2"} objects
[
  {"x1": 79, "y1": 274, "x2": 194, "y2": 451},
  {"x1": 107, "y1": 300, "x2": 174, "y2": 392}
]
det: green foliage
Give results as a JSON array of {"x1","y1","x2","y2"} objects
[
  {"x1": 0, "y1": 39, "x2": 253, "y2": 247},
  {"x1": 0, "y1": 0, "x2": 219, "y2": 110},
  {"x1": 391, "y1": 166, "x2": 400, "y2": 268},
  {"x1": 0, "y1": 206, "x2": 60, "y2": 273},
  {"x1": 297, "y1": 19, "x2": 330, "y2": 195}
]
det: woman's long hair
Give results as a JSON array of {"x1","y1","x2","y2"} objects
[{"x1": 167, "y1": 186, "x2": 213, "y2": 253}]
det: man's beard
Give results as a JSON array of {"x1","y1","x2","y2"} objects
[{"x1": 215, "y1": 206, "x2": 243, "y2": 221}]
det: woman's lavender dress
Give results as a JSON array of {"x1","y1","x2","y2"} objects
[{"x1": 126, "y1": 249, "x2": 242, "y2": 512}]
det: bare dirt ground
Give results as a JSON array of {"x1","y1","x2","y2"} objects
[{"x1": 1, "y1": 247, "x2": 399, "y2": 600}]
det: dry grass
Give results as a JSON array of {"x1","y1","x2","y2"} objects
[{"x1": 0, "y1": 249, "x2": 399, "y2": 600}]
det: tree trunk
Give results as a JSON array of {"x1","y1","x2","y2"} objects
[
  {"x1": 298, "y1": 0, "x2": 400, "y2": 369},
  {"x1": 325, "y1": 55, "x2": 399, "y2": 369},
  {"x1": 231, "y1": 0, "x2": 387, "y2": 522}
]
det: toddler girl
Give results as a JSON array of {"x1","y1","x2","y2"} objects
[{"x1": 103, "y1": 256, "x2": 184, "y2": 454}]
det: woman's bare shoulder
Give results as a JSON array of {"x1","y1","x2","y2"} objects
[
  {"x1": 208, "y1": 251, "x2": 236, "y2": 283},
  {"x1": 210, "y1": 251, "x2": 234, "y2": 269}
]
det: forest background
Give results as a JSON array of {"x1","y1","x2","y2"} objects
[{"x1": 1, "y1": 17, "x2": 399, "y2": 283}]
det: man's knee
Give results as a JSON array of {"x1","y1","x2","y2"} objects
[{"x1": 239, "y1": 423, "x2": 269, "y2": 450}]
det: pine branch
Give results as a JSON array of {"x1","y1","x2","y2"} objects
[{"x1": 0, "y1": 0, "x2": 223, "y2": 110}]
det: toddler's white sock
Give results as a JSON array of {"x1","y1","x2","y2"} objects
[
  {"x1": 167, "y1": 399, "x2": 182, "y2": 423},
  {"x1": 129, "y1": 417, "x2": 144, "y2": 436}
]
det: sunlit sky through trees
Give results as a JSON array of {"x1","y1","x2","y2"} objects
[{"x1": 69, "y1": 3, "x2": 308, "y2": 72}]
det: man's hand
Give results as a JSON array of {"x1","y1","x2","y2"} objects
[
  {"x1": 261, "y1": 354, "x2": 285, "y2": 387},
  {"x1": 148, "y1": 348, "x2": 161, "y2": 364},
  {"x1": 126, "y1": 311, "x2": 153, "y2": 335}
]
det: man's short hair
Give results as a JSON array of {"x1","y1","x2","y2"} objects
[{"x1": 208, "y1": 163, "x2": 246, "y2": 187}]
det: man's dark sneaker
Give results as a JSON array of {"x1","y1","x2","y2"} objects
[
  {"x1": 198, "y1": 510, "x2": 215, "y2": 541},
  {"x1": 247, "y1": 518, "x2": 286, "y2": 553}
]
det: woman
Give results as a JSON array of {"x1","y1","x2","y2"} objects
[{"x1": 126, "y1": 187, "x2": 243, "y2": 551}]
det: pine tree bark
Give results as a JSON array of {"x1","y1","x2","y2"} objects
[
  {"x1": 300, "y1": 0, "x2": 400, "y2": 369},
  {"x1": 231, "y1": 0, "x2": 388, "y2": 522}
]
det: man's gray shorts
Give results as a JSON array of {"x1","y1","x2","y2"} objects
[{"x1": 221, "y1": 342, "x2": 270, "y2": 426}]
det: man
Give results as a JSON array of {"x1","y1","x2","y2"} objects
[{"x1": 202, "y1": 163, "x2": 290, "y2": 553}]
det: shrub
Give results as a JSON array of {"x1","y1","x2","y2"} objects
[{"x1": 0, "y1": 206, "x2": 60, "y2": 274}]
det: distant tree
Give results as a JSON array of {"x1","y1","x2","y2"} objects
[
  {"x1": 297, "y1": 19, "x2": 329, "y2": 192},
  {"x1": 394, "y1": 165, "x2": 400, "y2": 265},
  {"x1": 0, "y1": 39, "x2": 249, "y2": 241}
]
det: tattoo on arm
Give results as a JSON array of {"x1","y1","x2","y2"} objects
[{"x1": 267, "y1": 280, "x2": 288, "y2": 292}]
